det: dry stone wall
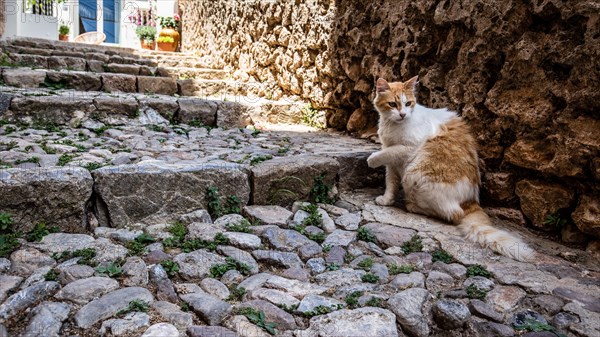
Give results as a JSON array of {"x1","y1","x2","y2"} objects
[{"x1": 181, "y1": 0, "x2": 599, "y2": 246}]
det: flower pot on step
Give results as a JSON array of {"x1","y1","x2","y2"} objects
[
  {"x1": 158, "y1": 27, "x2": 180, "y2": 51},
  {"x1": 59, "y1": 34, "x2": 69, "y2": 41},
  {"x1": 157, "y1": 41, "x2": 176, "y2": 52},
  {"x1": 140, "y1": 39, "x2": 155, "y2": 50}
]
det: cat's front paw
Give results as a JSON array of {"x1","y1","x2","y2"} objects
[
  {"x1": 367, "y1": 152, "x2": 382, "y2": 168},
  {"x1": 375, "y1": 195, "x2": 395, "y2": 206}
]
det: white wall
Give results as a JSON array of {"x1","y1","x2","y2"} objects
[{"x1": 3, "y1": 0, "x2": 58, "y2": 40}]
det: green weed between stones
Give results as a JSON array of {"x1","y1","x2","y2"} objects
[
  {"x1": 277, "y1": 303, "x2": 298, "y2": 313},
  {"x1": 309, "y1": 174, "x2": 333, "y2": 204},
  {"x1": 226, "y1": 219, "x2": 254, "y2": 233},
  {"x1": 44, "y1": 269, "x2": 58, "y2": 281},
  {"x1": 127, "y1": 233, "x2": 156, "y2": 256},
  {"x1": 466, "y1": 284, "x2": 488, "y2": 300},
  {"x1": 206, "y1": 186, "x2": 241, "y2": 218},
  {"x1": 236, "y1": 307, "x2": 276, "y2": 335},
  {"x1": 160, "y1": 259, "x2": 179, "y2": 276},
  {"x1": 544, "y1": 213, "x2": 568, "y2": 230},
  {"x1": 357, "y1": 257, "x2": 374, "y2": 270},
  {"x1": 96, "y1": 260, "x2": 124, "y2": 278},
  {"x1": 181, "y1": 233, "x2": 230, "y2": 253},
  {"x1": 344, "y1": 291, "x2": 363, "y2": 309},
  {"x1": 0, "y1": 212, "x2": 20, "y2": 258},
  {"x1": 357, "y1": 226, "x2": 376, "y2": 243},
  {"x1": 325, "y1": 263, "x2": 340, "y2": 271},
  {"x1": 466, "y1": 264, "x2": 491, "y2": 278},
  {"x1": 401, "y1": 234, "x2": 423, "y2": 254},
  {"x1": 361, "y1": 273, "x2": 380, "y2": 283},
  {"x1": 514, "y1": 318, "x2": 567, "y2": 337},
  {"x1": 116, "y1": 300, "x2": 149, "y2": 317},
  {"x1": 303, "y1": 304, "x2": 343, "y2": 317},
  {"x1": 52, "y1": 247, "x2": 97, "y2": 266},
  {"x1": 26, "y1": 222, "x2": 59, "y2": 242},
  {"x1": 365, "y1": 297, "x2": 384, "y2": 308},
  {"x1": 431, "y1": 249, "x2": 454, "y2": 263},
  {"x1": 226, "y1": 285, "x2": 246, "y2": 302},
  {"x1": 388, "y1": 263, "x2": 414, "y2": 275},
  {"x1": 210, "y1": 257, "x2": 251, "y2": 278},
  {"x1": 300, "y1": 203, "x2": 323, "y2": 227}
]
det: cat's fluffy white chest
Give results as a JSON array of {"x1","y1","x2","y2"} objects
[{"x1": 379, "y1": 104, "x2": 457, "y2": 148}]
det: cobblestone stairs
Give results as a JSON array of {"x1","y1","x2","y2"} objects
[{"x1": 0, "y1": 37, "x2": 598, "y2": 337}]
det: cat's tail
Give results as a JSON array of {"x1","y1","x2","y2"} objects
[{"x1": 457, "y1": 203, "x2": 536, "y2": 262}]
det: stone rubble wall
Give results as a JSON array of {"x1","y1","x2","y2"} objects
[
  {"x1": 180, "y1": 0, "x2": 600, "y2": 244},
  {"x1": 0, "y1": 0, "x2": 5, "y2": 37}
]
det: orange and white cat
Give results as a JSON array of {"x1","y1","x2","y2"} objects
[{"x1": 367, "y1": 76, "x2": 534, "y2": 261}]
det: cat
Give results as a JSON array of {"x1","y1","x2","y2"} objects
[{"x1": 367, "y1": 76, "x2": 535, "y2": 262}]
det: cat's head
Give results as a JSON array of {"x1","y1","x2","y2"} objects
[{"x1": 373, "y1": 76, "x2": 418, "y2": 122}]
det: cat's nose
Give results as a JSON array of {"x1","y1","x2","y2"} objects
[{"x1": 399, "y1": 113, "x2": 406, "y2": 119}]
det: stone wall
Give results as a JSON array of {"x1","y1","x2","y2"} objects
[
  {"x1": 180, "y1": 0, "x2": 600, "y2": 247},
  {"x1": 0, "y1": 0, "x2": 5, "y2": 37}
]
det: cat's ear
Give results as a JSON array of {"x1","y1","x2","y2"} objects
[
  {"x1": 376, "y1": 78, "x2": 390, "y2": 93},
  {"x1": 405, "y1": 76, "x2": 419, "y2": 92}
]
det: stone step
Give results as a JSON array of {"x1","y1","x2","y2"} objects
[
  {"x1": 157, "y1": 66, "x2": 229, "y2": 80},
  {"x1": 0, "y1": 83, "x2": 311, "y2": 129},
  {"x1": 0, "y1": 67, "x2": 176, "y2": 94}
]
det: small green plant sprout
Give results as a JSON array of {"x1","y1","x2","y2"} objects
[
  {"x1": 0, "y1": 213, "x2": 20, "y2": 258},
  {"x1": 57, "y1": 153, "x2": 75, "y2": 166},
  {"x1": 96, "y1": 261, "x2": 123, "y2": 278},
  {"x1": 361, "y1": 273, "x2": 380, "y2": 283},
  {"x1": 250, "y1": 154, "x2": 273, "y2": 166},
  {"x1": 307, "y1": 231, "x2": 326, "y2": 244},
  {"x1": 544, "y1": 213, "x2": 567, "y2": 230},
  {"x1": 227, "y1": 285, "x2": 246, "y2": 302},
  {"x1": 206, "y1": 186, "x2": 241, "y2": 218},
  {"x1": 344, "y1": 291, "x2": 363, "y2": 309},
  {"x1": 26, "y1": 222, "x2": 59, "y2": 242},
  {"x1": 301, "y1": 203, "x2": 323, "y2": 228},
  {"x1": 513, "y1": 318, "x2": 566, "y2": 337},
  {"x1": 303, "y1": 304, "x2": 343, "y2": 317},
  {"x1": 181, "y1": 232, "x2": 230, "y2": 253},
  {"x1": 162, "y1": 221, "x2": 188, "y2": 248},
  {"x1": 44, "y1": 269, "x2": 58, "y2": 281},
  {"x1": 209, "y1": 257, "x2": 251, "y2": 278},
  {"x1": 309, "y1": 174, "x2": 333, "y2": 204},
  {"x1": 466, "y1": 264, "x2": 491, "y2": 278},
  {"x1": 238, "y1": 308, "x2": 277, "y2": 335},
  {"x1": 0, "y1": 212, "x2": 13, "y2": 231},
  {"x1": 322, "y1": 244, "x2": 332, "y2": 253},
  {"x1": 431, "y1": 249, "x2": 454, "y2": 264},
  {"x1": 160, "y1": 259, "x2": 179, "y2": 276},
  {"x1": 127, "y1": 233, "x2": 156, "y2": 255},
  {"x1": 466, "y1": 284, "x2": 488, "y2": 300},
  {"x1": 357, "y1": 226, "x2": 376, "y2": 243},
  {"x1": 325, "y1": 263, "x2": 340, "y2": 271},
  {"x1": 365, "y1": 297, "x2": 383, "y2": 307},
  {"x1": 357, "y1": 257, "x2": 374, "y2": 271},
  {"x1": 116, "y1": 300, "x2": 149, "y2": 317},
  {"x1": 401, "y1": 234, "x2": 423, "y2": 254},
  {"x1": 226, "y1": 219, "x2": 254, "y2": 233},
  {"x1": 388, "y1": 263, "x2": 414, "y2": 275}
]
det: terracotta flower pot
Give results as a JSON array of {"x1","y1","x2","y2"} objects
[
  {"x1": 140, "y1": 39, "x2": 155, "y2": 50},
  {"x1": 59, "y1": 34, "x2": 68, "y2": 41},
  {"x1": 157, "y1": 41, "x2": 176, "y2": 52},
  {"x1": 159, "y1": 27, "x2": 180, "y2": 51}
]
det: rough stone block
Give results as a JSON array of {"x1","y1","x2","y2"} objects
[
  {"x1": 216, "y1": 101, "x2": 251, "y2": 128},
  {"x1": 106, "y1": 63, "x2": 140, "y2": 75},
  {"x1": 1, "y1": 68, "x2": 46, "y2": 88},
  {"x1": 92, "y1": 96, "x2": 139, "y2": 125},
  {"x1": 177, "y1": 98, "x2": 218, "y2": 125},
  {"x1": 331, "y1": 151, "x2": 384, "y2": 190},
  {"x1": 251, "y1": 155, "x2": 338, "y2": 206},
  {"x1": 0, "y1": 167, "x2": 93, "y2": 232},
  {"x1": 515, "y1": 179, "x2": 575, "y2": 230},
  {"x1": 46, "y1": 71, "x2": 102, "y2": 91},
  {"x1": 92, "y1": 162, "x2": 250, "y2": 227},
  {"x1": 101, "y1": 73, "x2": 137, "y2": 93},
  {"x1": 137, "y1": 76, "x2": 177, "y2": 95},
  {"x1": 8, "y1": 96, "x2": 95, "y2": 125},
  {"x1": 47, "y1": 56, "x2": 86, "y2": 71}
]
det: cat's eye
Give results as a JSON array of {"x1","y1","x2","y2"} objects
[
  {"x1": 388, "y1": 102, "x2": 397, "y2": 108},
  {"x1": 405, "y1": 101, "x2": 412, "y2": 107}
]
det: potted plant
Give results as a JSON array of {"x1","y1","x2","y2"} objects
[
  {"x1": 135, "y1": 25, "x2": 157, "y2": 50},
  {"x1": 158, "y1": 14, "x2": 181, "y2": 52},
  {"x1": 156, "y1": 36, "x2": 176, "y2": 52},
  {"x1": 58, "y1": 24, "x2": 70, "y2": 41}
]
